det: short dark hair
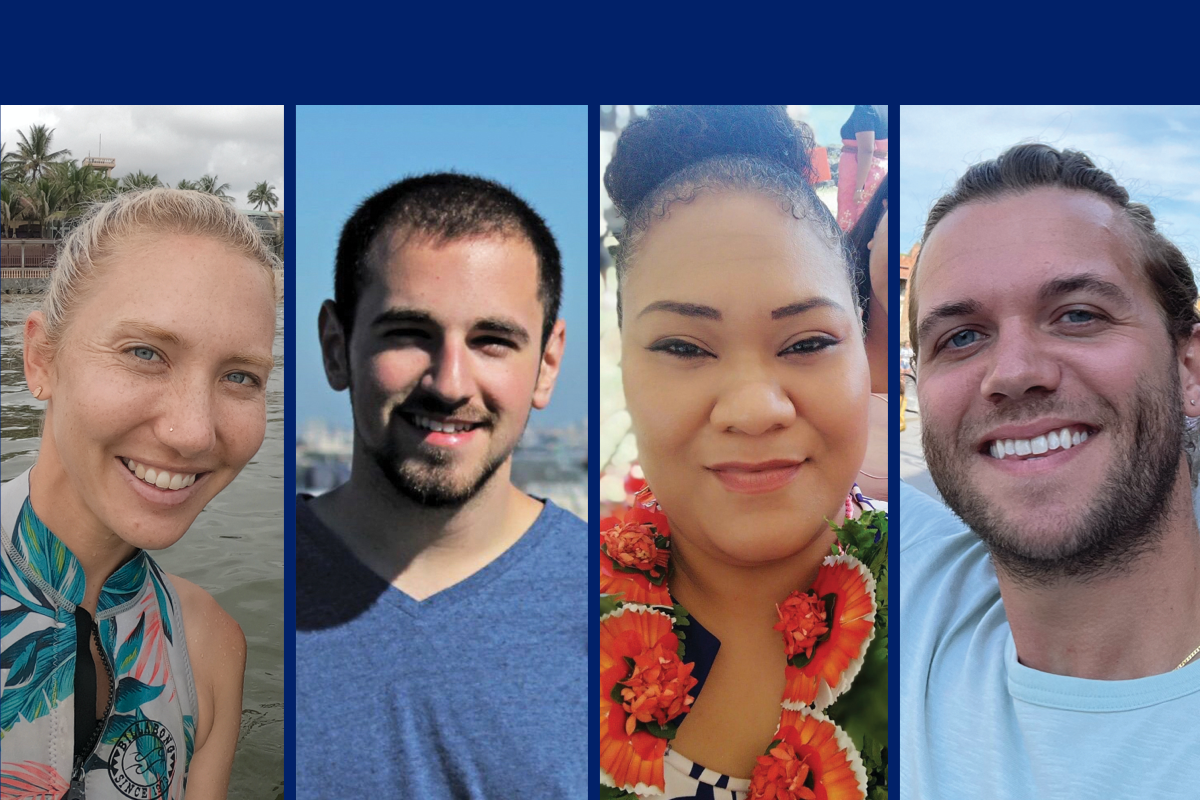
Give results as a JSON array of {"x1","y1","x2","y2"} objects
[
  {"x1": 334, "y1": 173, "x2": 563, "y2": 348},
  {"x1": 846, "y1": 173, "x2": 889, "y2": 324},
  {"x1": 910, "y1": 143, "x2": 1198, "y2": 355}
]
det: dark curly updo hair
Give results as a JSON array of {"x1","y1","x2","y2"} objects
[{"x1": 603, "y1": 105, "x2": 853, "y2": 324}]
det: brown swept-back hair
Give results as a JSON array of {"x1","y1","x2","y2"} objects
[{"x1": 909, "y1": 143, "x2": 1198, "y2": 356}]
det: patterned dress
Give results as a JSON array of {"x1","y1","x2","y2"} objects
[{"x1": 1, "y1": 469, "x2": 197, "y2": 799}]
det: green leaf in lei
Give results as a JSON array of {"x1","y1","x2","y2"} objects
[
  {"x1": 600, "y1": 786, "x2": 640, "y2": 800},
  {"x1": 600, "y1": 594, "x2": 625, "y2": 618},
  {"x1": 825, "y1": 509, "x2": 889, "y2": 799}
]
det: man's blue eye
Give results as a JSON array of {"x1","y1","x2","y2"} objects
[
  {"x1": 1063, "y1": 310, "x2": 1096, "y2": 324},
  {"x1": 948, "y1": 330, "x2": 980, "y2": 349},
  {"x1": 132, "y1": 347, "x2": 157, "y2": 361},
  {"x1": 227, "y1": 372, "x2": 249, "y2": 384}
]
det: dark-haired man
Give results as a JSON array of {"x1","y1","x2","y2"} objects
[
  {"x1": 296, "y1": 174, "x2": 586, "y2": 796},
  {"x1": 901, "y1": 144, "x2": 1200, "y2": 798}
]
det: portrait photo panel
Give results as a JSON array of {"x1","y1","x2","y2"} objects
[
  {"x1": 293, "y1": 105, "x2": 589, "y2": 797},
  {"x1": 0, "y1": 104, "x2": 284, "y2": 799},
  {"x1": 598, "y1": 105, "x2": 889, "y2": 800}
]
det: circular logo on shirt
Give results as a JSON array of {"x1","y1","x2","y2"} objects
[{"x1": 108, "y1": 719, "x2": 176, "y2": 799}]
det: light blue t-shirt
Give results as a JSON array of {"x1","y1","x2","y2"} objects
[{"x1": 899, "y1": 480, "x2": 1200, "y2": 800}]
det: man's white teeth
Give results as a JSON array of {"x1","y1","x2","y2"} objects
[
  {"x1": 412, "y1": 415, "x2": 476, "y2": 434},
  {"x1": 123, "y1": 458, "x2": 196, "y2": 490},
  {"x1": 990, "y1": 428, "x2": 1088, "y2": 460}
]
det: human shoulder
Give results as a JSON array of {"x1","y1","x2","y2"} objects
[
  {"x1": 166, "y1": 573, "x2": 244, "y2": 797},
  {"x1": 898, "y1": 481, "x2": 970, "y2": 552},
  {"x1": 167, "y1": 573, "x2": 246, "y2": 663}
]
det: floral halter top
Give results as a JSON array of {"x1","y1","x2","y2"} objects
[{"x1": 1, "y1": 469, "x2": 197, "y2": 799}]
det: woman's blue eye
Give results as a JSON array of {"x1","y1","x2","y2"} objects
[
  {"x1": 132, "y1": 347, "x2": 158, "y2": 361},
  {"x1": 783, "y1": 337, "x2": 837, "y2": 355},
  {"x1": 947, "y1": 330, "x2": 981, "y2": 349}
]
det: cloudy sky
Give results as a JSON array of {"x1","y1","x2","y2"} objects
[
  {"x1": 1, "y1": 105, "x2": 284, "y2": 209},
  {"x1": 901, "y1": 106, "x2": 1200, "y2": 273}
]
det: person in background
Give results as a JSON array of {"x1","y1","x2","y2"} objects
[
  {"x1": 837, "y1": 105, "x2": 888, "y2": 231},
  {"x1": 846, "y1": 174, "x2": 889, "y2": 499}
]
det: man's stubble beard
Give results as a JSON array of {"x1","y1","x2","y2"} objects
[
  {"x1": 922, "y1": 364, "x2": 1184, "y2": 584},
  {"x1": 370, "y1": 437, "x2": 511, "y2": 509}
]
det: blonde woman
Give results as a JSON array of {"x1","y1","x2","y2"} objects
[{"x1": 1, "y1": 189, "x2": 277, "y2": 799}]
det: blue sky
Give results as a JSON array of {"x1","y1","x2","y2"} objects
[
  {"x1": 295, "y1": 106, "x2": 588, "y2": 430},
  {"x1": 901, "y1": 106, "x2": 1200, "y2": 276}
]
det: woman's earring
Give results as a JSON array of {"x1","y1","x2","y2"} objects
[{"x1": 32, "y1": 386, "x2": 42, "y2": 399}]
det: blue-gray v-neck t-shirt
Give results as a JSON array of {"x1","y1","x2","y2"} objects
[{"x1": 295, "y1": 494, "x2": 588, "y2": 798}]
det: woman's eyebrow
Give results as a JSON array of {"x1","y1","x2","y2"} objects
[
  {"x1": 636, "y1": 300, "x2": 722, "y2": 321},
  {"x1": 770, "y1": 298, "x2": 844, "y2": 319},
  {"x1": 116, "y1": 320, "x2": 183, "y2": 346}
]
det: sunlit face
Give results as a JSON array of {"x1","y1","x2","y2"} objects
[
  {"x1": 621, "y1": 191, "x2": 869, "y2": 565},
  {"x1": 868, "y1": 207, "x2": 888, "y2": 314},
  {"x1": 330, "y1": 231, "x2": 561, "y2": 507},
  {"x1": 37, "y1": 233, "x2": 275, "y2": 551},
  {"x1": 914, "y1": 188, "x2": 1187, "y2": 576}
]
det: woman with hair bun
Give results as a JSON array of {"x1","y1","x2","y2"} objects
[
  {"x1": 600, "y1": 106, "x2": 886, "y2": 800},
  {"x1": 1, "y1": 188, "x2": 278, "y2": 798}
]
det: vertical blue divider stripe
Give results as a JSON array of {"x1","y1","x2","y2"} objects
[
  {"x1": 888, "y1": 102, "x2": 900, "y2": 788},
  {"x1": 283, "y1": 102, "x2": 297, "y2": 798},
  {"x1": 589, "y1": 103, "x2": 601, "y2": 800}
]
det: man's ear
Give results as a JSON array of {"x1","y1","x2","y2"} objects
[
  {"x1": 318, "y1": 300, "x2": 351, "y2": 392},
  {"x1": 532, "y1": 319, "x2": 566, "y2": 410},
  {"x1": 24, "y1": 311, "x2": 54, "y2": 402},
  {"x1": 1182, "y1": 323, "x2": 1200, "y2": 416}
]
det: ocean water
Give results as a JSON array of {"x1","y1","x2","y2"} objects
[{"x1": 0, "y1": 293, "x2": 285, "y2": 799}]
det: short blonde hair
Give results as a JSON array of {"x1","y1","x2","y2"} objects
[{"x1": 42, "y1": 188, "x2": 280, "y2": 350}]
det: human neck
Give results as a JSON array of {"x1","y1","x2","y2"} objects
[
  {"x1": 28, "y1": 450, "x2": 136, "y2": 613},
  {"x1": 999, "y1": 473, "x2": 1200, "y2": 680},
  {"x1": 864, "y1": 296, "x2": 889, "y2": 394},
  {"x1": 668, "y1": 515, "x2": 842, "y2": 647},
  {"x1": 312, "y1": 447, "x2": 541, "y2": 601}
]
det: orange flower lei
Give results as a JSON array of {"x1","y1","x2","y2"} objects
[{"x1": 599, "y1": 488, "x2": 878, "y2": 800}]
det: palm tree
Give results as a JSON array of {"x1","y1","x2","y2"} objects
[
  {"x1": 1, "y1": 182, "x2": 24, "y2": 238},
  {"x1": 52, "y1": 161, "x2": 109, "y2": 210},
  {"x1": 20, "y1": 177, "x2": 69, "y2": 238},
  {"x1": 195, "y1": 174, "x2": 232, "y2": 201},
  {"x1": 119, "y1": 170, "x2": 164, "y2": 192},
  {"x1": 247, "y1": 181, "x2": 278, "y2": 211},
  {"x1": 2, "y1": 124, "x2": 71, "y2": 182},
  {"x1": 176, "y1": 178, "x2": 199, "y2": 191}
]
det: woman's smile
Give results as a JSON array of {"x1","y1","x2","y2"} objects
[{"x1": 706, "y1": 460, "x2": 805, "y2": 494}]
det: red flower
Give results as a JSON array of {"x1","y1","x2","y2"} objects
[
  {"x1": 619, "y1": 640, "x2": 697, "y2": 734},
  {"x1": 749, "y1": 707, "x2": 867, "y2": 800},
  {"x1": 600, "y1": 606, "x2": 689, "y2": 794},
  {"x1": 600, "y1": 504, "x2": 673, "y2": 606},
  {"x1": 748, "y1": 742, "x2": 818, "y2": 800},
  {"x1": 604, "y1": 520, "x2": 669, "y2": 575},
  {"x1": 775, "y1": 590, "x2": 830, "y2": 661},
  {"x1": 782, "y1": 555, "x2": 876, "y2": 709}
]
